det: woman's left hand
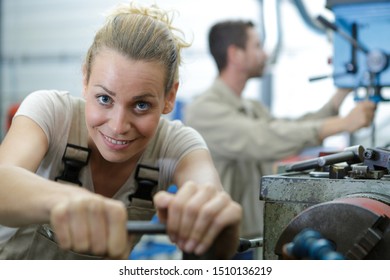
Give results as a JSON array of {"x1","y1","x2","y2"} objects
[{"x1": 153, "y1": 181, "x2": 242, "y2": 259}]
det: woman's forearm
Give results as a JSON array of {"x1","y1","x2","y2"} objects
[{"x1": 0, "y1": 165, "x2": 76, "y2": 227}]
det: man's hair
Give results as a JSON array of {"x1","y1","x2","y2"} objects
[{"x1": 208, "y1": 20, "x2": 254, "y2": 72}]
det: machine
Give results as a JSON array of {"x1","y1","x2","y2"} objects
[
  {"x1": 321, "y1": 0, "x2": 390, "y2": 101},
  {"x1": 313, "y1": 0, "x2": 390, "y2": 147},
  {"x1": 259, "y1": 0, "x2": 390, "y2": 260},
  {"x1": 260, "y1": 145, "x2": 390, "y2": 260}
]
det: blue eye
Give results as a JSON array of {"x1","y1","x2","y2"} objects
[
  {"x1": 97, "y1": 95, "x2": 112, "y2": 105},
  {"x1": 136, "y1": 102, "x2": 150, "y2": 111}
]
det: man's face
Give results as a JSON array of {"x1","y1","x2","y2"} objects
[{"x1": 243, "y1": 27, "x2": 267, "y2": 78}]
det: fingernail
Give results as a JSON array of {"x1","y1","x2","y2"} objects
[
  {"x1": 184, "y1": 240, "x2": 197, "y2": 253},
  {"x1": 194, "y1": 243, "x2": 207, "y2": 255}
]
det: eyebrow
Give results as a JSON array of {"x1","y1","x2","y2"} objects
[
  {"x1": 94, "y1": 84, "x2": 157, "y2": 100},
  {"x1": 95, "y1": 84, "x2": 116, "y2": 96}
]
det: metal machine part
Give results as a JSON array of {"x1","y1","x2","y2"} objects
[
  {"x1": 325, "y1": 0, "x2": 390, "y2": 90},
  {"x1": 282, "y1": 228, "x2": 345, "y2": 260},
  {"x1": 126, "y1": 220, "x2": 263, "y2": 259},
  {"x1": 285, "y1": 145, "x2": 365, "y2": 172},
  {"x1": 314, "y1": 1, "x2": 390, "y2": 146},
  {"x1": 275, "y1": 196, "x2": 390, "y2": 259},
  {"x1": 285, "y1": 145, "x2": 390, "y2": 180},
  {"x1": 260, "y1": 172, "x2": 390, "y2": 260},
  {"x1": 262, "y1": 145, "x2": 390, "y2": 259}
]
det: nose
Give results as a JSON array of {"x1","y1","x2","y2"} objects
[{"x1": 110, "y1": 107, "x2": 131, "y2": 135}]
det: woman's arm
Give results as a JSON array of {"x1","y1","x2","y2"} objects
[
  {"x1": 174, "y1": 149, "x2": 223, "y2": 190},
  {"x1": 0, "y1": 116, "x2": 130, "y2": 259},
  {"x1": 0, "y1": 116, "x2": 54, "y2": 225}
]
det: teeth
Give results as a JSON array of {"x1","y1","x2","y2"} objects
[{"x1": 104, "y1": 135, "x2": 129, "y2": 145}]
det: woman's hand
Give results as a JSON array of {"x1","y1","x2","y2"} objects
[
  {"x1": 154, "y1": 181, "x2": 242, "y2": 259},
  {"x1": 50, "y1": 190, "x2": 131, "y2": 259}
]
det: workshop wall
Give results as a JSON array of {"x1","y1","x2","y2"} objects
[
  {"x1": 0, "y1": 0, "x2": 330, "y2": 137},
  {"x1": 2, "y1": 0, "x2": 388, "y2": 148},
  {"x1": 0, "y1": 0, "x2": 261, "y2": 136},
  {"x1": 1, "y1": 0, "x2": 99, "y2": 135}
]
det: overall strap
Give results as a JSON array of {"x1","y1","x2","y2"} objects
[
  {"x1": 55, "y1": 97, "x2": 91, "y2": 186},
  {"x1": 68, "y1": 97, "x2": 88, "y2": 147}
]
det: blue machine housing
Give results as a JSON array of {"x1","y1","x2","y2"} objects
[{"x1": 327, "y1": 0, "x2": 390, "y2": 88}]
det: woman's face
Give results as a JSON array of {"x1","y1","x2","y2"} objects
[{"x1": 83, "y1": 48, "x2": 177, "y2": 163}]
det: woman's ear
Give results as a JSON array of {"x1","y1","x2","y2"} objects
[{"x1": 163, "y1": 82, "x2": 179, "y2": 114}]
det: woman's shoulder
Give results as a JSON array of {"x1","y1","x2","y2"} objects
[
  {"x1": 155, "y1": 117, "x2": 207, "y2": 150},
  {"x1": 18, "y1": 90, "x2": 85, "y2": 118},
  {"x1": 23, "y1": 89, "x2": 74, "y2": 105},
  {"x1": 157, "y1": 117, "x2": 188, "y2": 136},
  {"x1": 18, "y1": 90, "x2": 70, "y2": 111},
  {"x1": 16, "y1": 90, "x2": 79, "y2": 144}
]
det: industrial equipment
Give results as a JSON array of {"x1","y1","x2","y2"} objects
[
  {"x1": 260, "y1": 0, "x2": 390, "y2": 260},
  {"x1": 320, "y1": 0, "x2": 390, "y2": 101},
  {"x1": 260, "y1": 145, "x2": 390, "y2": 260},
  {"x1": 312, "y1": 0, "x2": 390, "y2": 146}
]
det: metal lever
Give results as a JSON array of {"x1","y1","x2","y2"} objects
[
  {"x1": 126, "y1": 222, "x2": 166, "y2": 234},
  {"x1": 237, "y1": 237, "x2": 264, "y2": 253},
  {"x1": 285, "y1": 145, "x2": 365, "y2": 172},
  {"x1": 317, "y1": 15, "x2": 369, "y2": 54},
  {"x1": 126, "y1": 221, "x2": 263, "y2": 255}
]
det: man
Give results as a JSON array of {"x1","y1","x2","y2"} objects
[{"x1": 185, "y1": 20, "x2": 376, "y2": 243}]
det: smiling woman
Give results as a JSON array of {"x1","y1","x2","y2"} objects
[
  {"x1": 84, "y1": 51, "x2": 171, "y2": 166},
  {"x1": 0, "y1": 1, "x2": 241, "y2": 260}
]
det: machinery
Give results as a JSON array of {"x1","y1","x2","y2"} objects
[
  {"x1": 259, "y1": 0, "x2": 390, "y2": 260},
  {"x1": 319, "y1": 0, "x2": 390, "y2": 101},
  {"x1": 260, "y1": 145, "x2": 390, "y2": 260},
  {"x1": 312, "y1": 0, "x2": 390, "y2": 146}
]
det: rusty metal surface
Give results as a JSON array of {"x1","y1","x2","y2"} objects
[{"x1": 260, "y1": 172, "x2": 390, "y2": 259}]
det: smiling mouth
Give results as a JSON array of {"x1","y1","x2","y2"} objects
[{"x1": 103, "y1": 134, "x2": 132, "y2": 145}]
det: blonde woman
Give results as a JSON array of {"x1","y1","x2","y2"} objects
[{"x1": 0, "y1": 2, "x2": 241, "y2": 259}]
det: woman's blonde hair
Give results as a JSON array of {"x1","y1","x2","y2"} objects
[{"x1": 84, "y1": 2, "x2": 190, "y2": 94}]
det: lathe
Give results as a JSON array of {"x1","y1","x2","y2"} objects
[{"x1": 260, "y1": 145, "x2": 390, "y2": 259}]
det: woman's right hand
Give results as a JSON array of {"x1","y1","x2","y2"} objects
[{"x1": 50, "y1": 190, "x2": 131, "y2": 259}]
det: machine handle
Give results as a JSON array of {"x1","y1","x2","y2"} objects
[
  {"x1": 285, "y1": 151, "x2": 354, "y2": 172},
  {"x1": 285, "y1": 145, "x2": 364, "y2": 172},
  {"x1": 317, "y1": 15, "x2": 369, "y2": 54},
  {"x1": 126, "y1": 184, "x2": 262, "y2": 258}
]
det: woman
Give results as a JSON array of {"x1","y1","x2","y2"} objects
[{"x1": 0, "y1": 2, "x2": 241, "y2": 259}]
